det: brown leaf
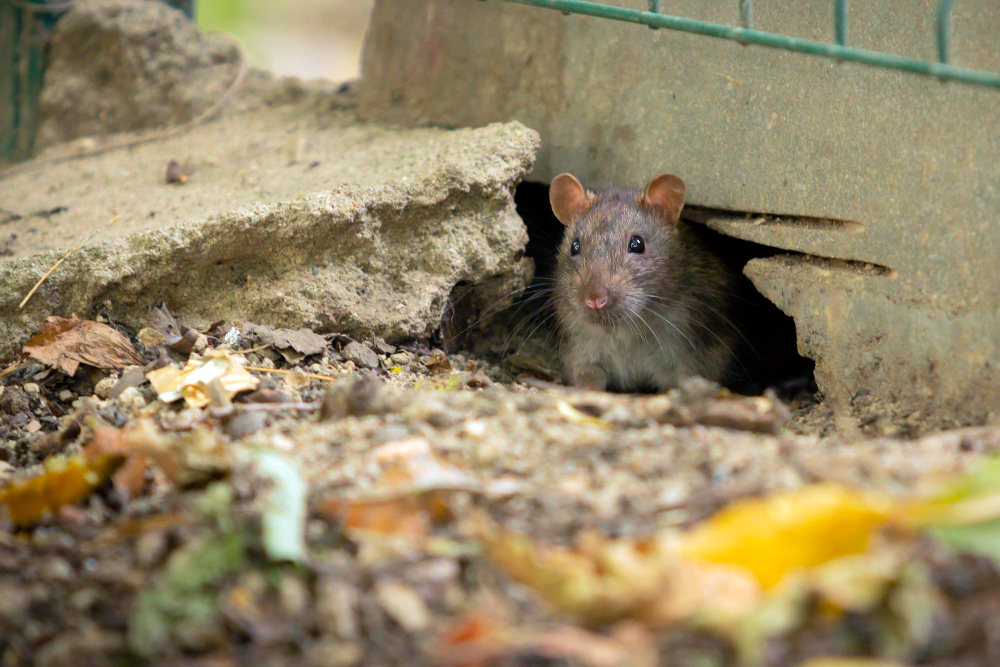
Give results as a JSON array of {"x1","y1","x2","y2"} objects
[
  {"x1": 22, "y1": 315, "x2": 144, "y2": 376},
  {"x1": 242, "y1": 323, "x2": 327, "y2": 356},
  {"x1": 423, "y1": 349, "x2": 452, "y2": 375},
  {"x1": 112, "y1": 454, "x2": 148, "y2": 500}
]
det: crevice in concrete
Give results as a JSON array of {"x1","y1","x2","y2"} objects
[{"x1": 685, "y1": 205, "x2": 864, "y2": 233}]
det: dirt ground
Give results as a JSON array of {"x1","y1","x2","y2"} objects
[{"x1": 1, "y1": 305, "x2": 1000, "y2": 665}]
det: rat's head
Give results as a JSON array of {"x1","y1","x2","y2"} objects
[{"x1": 550, "y1": 172, "x2": 687, "y2": 327}]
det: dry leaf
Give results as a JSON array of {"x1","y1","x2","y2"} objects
[
  {"x1": 318, "y1": 439, "x2": 483, "y2": 537},
  {"x1": 320, "y1": 492, "x2": 453, "y2": 537},
  {"x1": 241, "y1": 323, "x2": 326, "y2": 356},
  {"x1": 122, "y1": 419, "x2": 232, "y2": 488},
  {"x1": 146, "y1": 350, "x2": 259, "y2": 408},
  {"x1": 423, "y1": 350, "x2": 452, "y2": 375},
  {"x1": 480, "y1": 520, "x2": 759, "y2": 626},
  {"x1": 22, "y1": 315, "x2": 144, "y2": 376},
  {"x1": 437, "y1": 615, "x2": 656, "y2": 667},
  {"x1": 676, "y1": 483, "x2": 893, "y2": 588},
  {"x1": 0, "y1": 430, "x2": 125, "y2": 527}
]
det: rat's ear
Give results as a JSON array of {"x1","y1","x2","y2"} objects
[
  {"x1": 549, "y1": 173, "x2": 594, "y2": 226},
  {"x1": 641, "y1": 174, "x2": 686, "y2": 224}
]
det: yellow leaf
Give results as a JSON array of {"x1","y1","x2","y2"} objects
[
  {"x1": 480, "y1": 520, "x2": 758, "y2": 626},
  {"x1": 677, "y1": 483, "x2": 893, "y2": 588},
  {"x1": 0, "y1": 452, "x2": 123, "y2": 527}
]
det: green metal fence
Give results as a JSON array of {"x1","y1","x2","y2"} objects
[
  {"x1": 494, "y1": 0, "x2": 1000, "y2": 90},
  {"x1": 0, "y1": 0, "x2": 194, "y2": 162}
]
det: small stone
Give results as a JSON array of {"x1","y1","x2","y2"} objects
[
  {"x1": 94, "y1": 377, "x2": 116, "y2": 399},
  {"x1": 135, "y1": 531, "x2": 168, "y2": 568},
  {"x1": 137, "y1": 327, "x2": 166, "y2": 347},
  {"x1": 370, "y1": 337, "x2": 396, "y2": 355},
  {"x1": 342, "y1": 342, "x2": 379, "y2": 370},
  {"x1": 58, "y1": 390, "x2": 74, "y2": 402},
  {"x1": 0, "y1": 461, "x2": 15, "y2": 485},
  {"x1": 25, "y1": 419, "x2": 41, "y2": 433},
  {"x1": 278, "y1": 576, "x2": 310, "y2": 618},
  {"x1": 389, "y1": 351, "x2": 413, "y2": 366},
  {"x1": 40, "y1": 557, "x2": 74, "y2": 582},
  {"x1": 307, "y1": 639, "x2": 362, "y2": 667},
  {"x1": 22, "y1": 383, "x2": 40, "y2": 394},
  {"x1": 115, "y1": 386, "x2": 147, "y2": 411},
  {"x1": 316, "y1": 579, "x2": 358, "y2": 639},
  {"x1": 192, "y1": 333, "x2": 209, "y2": 353},
  {"x1": 0, "y1": 386, "x2": 29, "y2": 414},
  {"x1": 374, "y1": 580, "x2": 430, "y2": 632}
]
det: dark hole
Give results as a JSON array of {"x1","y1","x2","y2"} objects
[{"x1": 509, "y1": 181, "x2": 816, "y2": 399}]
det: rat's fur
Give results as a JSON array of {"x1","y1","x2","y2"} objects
[{"x1": 552, "y1": 180, "x2": 740, "y2": 392}]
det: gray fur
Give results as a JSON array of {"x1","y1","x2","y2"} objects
[{"x1": 554, "y1": 187, "x2": 739, "y2": 391}]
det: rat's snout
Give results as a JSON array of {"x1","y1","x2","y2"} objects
[{"x1": 584, "y1": 286, "x2": 609, "y2": 311}]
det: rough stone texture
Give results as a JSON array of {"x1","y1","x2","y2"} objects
[
  {"x1": 358, "y1": 0, "x2": 1000, "y2": 429},
  {"x1": 34, "y1": 0, "x2": 305, "y2": 150},
  {"x1": 0, "y1": 104, "x2": 537, "y2": 360}
]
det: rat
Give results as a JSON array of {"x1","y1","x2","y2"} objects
[{"x1": 549, "y1": 172, "x2": 744, "y2": 392}]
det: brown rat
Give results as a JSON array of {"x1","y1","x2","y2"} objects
[{"x1": 549, "y1": 172, "x2": 742, "y2": 392}]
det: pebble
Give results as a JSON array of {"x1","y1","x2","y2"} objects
[
  {"x1": 315, "y1": 579, "x2": 358, "y2": 639},
  {"x1": 94, "y1": 377, "x2": 117, "y2": 399},
  {"x1": 342, "y1": 342, "x2": 379, "y2": 370},
  {"x1": 115, "y1": 386, "x2": 147, "y2": 412},
  {"x1": 389, "y1": 351, "x2": 413, "y2": 366},
  {"x1": 374, "y1": 580, "x2": 430, "y2": 632},
  {"x1": 58, "y1": 390, "x2": 74, "y2": 402},
  {"x1": 23, "y1": 383, "x2": 40, "y2": 394},
  {"x1": 278, "y1": 576, "x2": 311, "y2": 618}
]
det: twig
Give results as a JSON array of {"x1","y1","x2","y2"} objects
[
  {"x1": 19, "y1": 215, "x2": 120, "y2": 309},
  {"x1": 243, "y1": 366, "x2": 340, "y2": 383},
  {"x1": 1, "y1": 360, "x2": 28, "y2": 378}
]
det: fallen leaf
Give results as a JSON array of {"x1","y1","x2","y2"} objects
[
  {"x1": 123, "y1": 419, "x2": 232, "y2": 488},
  {"x1": 112, "y1": 454, "x2": 148, "y2": 500},
  {"x1": 423, "y1": 349, "x2": 452, "y2": 375},
  {"x1": 241, "y1": 323, "x2": 326, "y2": 356},
  {"x1": 437, "y1": 614, "x2": 657, "y2": 667},
  {"x1": 22, "y1": 315, "x2": 144, "y2": 376},
  {"x1": 676, "y1": 483, "x2": 893, "y2": 588},
  {"x1": 0, "y1": 434, "x2": 124, "y2": 527},
  {"x1": 480, "y1": 520, "x2": 759, "y2": 626},
  {"x1": 906, "y1": 454, "x2": 1000, "y2": 562},
  {"x1": 320, "y1": 492, "x2": 452, "y2": 537},
  {"x1": 146, "y1": 350, "x2": 259, "y2": 408},
  {"x1": 283, "y1": 370, "x2": 311, "y2": 390}
]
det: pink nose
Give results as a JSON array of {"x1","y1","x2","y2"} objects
[{"x1": 584, "y1": 288, "x2": 609, "y2": 310}]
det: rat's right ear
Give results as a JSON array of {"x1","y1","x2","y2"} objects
[{"x1": 549, "y1": 173, "x2": 594, "y2": 226}]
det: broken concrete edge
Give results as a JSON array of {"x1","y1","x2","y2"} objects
[
  {"x1": 745, "y1": 254, "x2": 999, "y2": 431},
  {"x1": 0, "y1": 121, "x2": 541, "y2": 363}
]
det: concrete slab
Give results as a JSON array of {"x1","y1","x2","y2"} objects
[{"x1": 0, "y1": 104, "x2": 538, "y2": 359}]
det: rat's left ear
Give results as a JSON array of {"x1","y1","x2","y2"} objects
[{"x1": 641, "y1": 174, "x2": 686, "y2": 224}]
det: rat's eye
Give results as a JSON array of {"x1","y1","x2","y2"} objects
[
  {"x1": 628, "y1": 235, "x2": 645, "y2": 254},
  {"x1": 570, "y1": 240, "x2": 581, "y2": 256}
]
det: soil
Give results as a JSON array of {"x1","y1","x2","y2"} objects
[{"x1": 2, "y1": 318, "x2": 1000, "y2": 665}]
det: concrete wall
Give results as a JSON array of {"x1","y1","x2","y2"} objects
[{"x1": 358, "y1": 0, "x2": 1000, "y2": 429}]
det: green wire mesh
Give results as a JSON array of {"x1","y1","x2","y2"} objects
[
  {"x1": 0, "y1": 0, "x2": 194, "y2": 162},
  {"x1": 495, "y1": 0, "x2": 1000, "y2": 90}
]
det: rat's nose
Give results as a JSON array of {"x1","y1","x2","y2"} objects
[{"x1": 584, "y1": 287, "x2": 609, "y2": 310}]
